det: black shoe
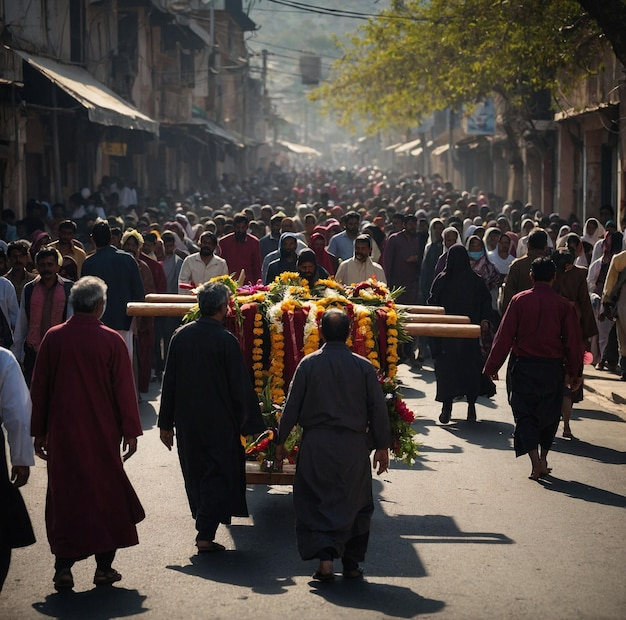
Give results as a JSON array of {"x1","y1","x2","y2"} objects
[
  {"x1": 467, "y1": 403, "x2": 477, "y2": 422},
  {"x1": 439, "y1": 403, "x2": 452, "y2": 424}
]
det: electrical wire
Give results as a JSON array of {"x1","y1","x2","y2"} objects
[{"x1": 263, "y1": 0, "x2": 418, "y2": 21}]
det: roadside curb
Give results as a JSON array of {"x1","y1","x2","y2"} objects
[{"x1": 583, "y1": 369, "x2": 626, "y2": 407}]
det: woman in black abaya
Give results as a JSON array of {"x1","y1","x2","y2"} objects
[{"x1": 428, "y1": 245, "x2": 496, "y2": 423}]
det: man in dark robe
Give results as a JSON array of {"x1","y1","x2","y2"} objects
[
  {"x1": 159, "y1": 281, "x2": 265, "y2": 552},
  {"x1": 484, "y1": 257, "x2": 584, "y2": 481},
  {"x1": 30, "y1": 276, "x2": 144, "y2": 590},
  {"x1": 277, "y1": 309, "x2": 391, "y2": 581}
]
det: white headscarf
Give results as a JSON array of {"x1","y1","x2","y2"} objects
[{"x1": 582, "y1": 218, "x2": 604, "y2": 246}]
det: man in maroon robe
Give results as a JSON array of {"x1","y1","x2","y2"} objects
[
  {"x1": 30, "y1": 276, "x2": 144, "y2": 591},
  {"x1": 218, "y1": 213, "x2": 261, "y2": 284}
]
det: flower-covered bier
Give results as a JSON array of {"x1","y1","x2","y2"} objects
[{"x1": 181, "y1": 273, "x2": 416, "y2": 464}]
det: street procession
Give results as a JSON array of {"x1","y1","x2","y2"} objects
[{"x1": 0, "y1": 1, "x2": 625, "y2": 619}]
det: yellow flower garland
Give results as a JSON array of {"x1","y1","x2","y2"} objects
[
  {"x1": 252, "y1": 311, "x2": 265, "y2": 394},
  {"x1": 386, "y1": 308, "x2": 399, "y2": 378},
  {"x1": 268, "y1": 328, "x2": 285, "y2": 404}
]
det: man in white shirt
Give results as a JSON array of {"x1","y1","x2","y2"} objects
[
  {"x1": 0, "y1": 348, "x2": 35, "y2": 591},
  {"x1": 178, "y1": 231, "x2": 228, "y2": 293},
  {"x1": 335, "y1": 235, "x2": 386, "y2": 285},
  {"x1": 488, "y1": 233, "x2": 515, "y2": 277}
]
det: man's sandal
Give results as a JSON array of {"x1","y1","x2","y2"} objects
[{"x1": 93, "y1": 568, "x2": 122, "y2": 586}]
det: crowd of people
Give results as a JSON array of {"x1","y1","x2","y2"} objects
[{"x1": 1, "y1": 164, "x2": 626, "y2": 590}]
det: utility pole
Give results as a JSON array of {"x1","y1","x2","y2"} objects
[{"x1": 261, "y1": 49, "x2": 268, "y2": 98}]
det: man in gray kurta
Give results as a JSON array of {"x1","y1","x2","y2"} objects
[{"x1": 277, "y1": 309, "x2": 391, "y2": 581}]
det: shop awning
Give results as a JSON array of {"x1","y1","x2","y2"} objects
[
  {"x1": 277, "y1": 140, "x2": 321, "y2": 156},
  {"x1": 165, "y1": 118, "x2": 244, "y2": 147},
  {"x1": 15, "y1": 50, "x2": 158, "y2": 134},
  {"x1": 432, "y1": 144, "x2": 450, "y2": 157},
  {"x1": 394, "y1": 137, "x2": 422, "y2": 154}
]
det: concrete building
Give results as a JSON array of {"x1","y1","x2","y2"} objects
[{"x1": 0, "y1": 0, "x2": 267, "y2": 216}]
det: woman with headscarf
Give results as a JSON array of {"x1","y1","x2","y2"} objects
[
  {"x1": 163, "y1": 221, "x2": 196, "y2": 256},
  {"x1": 29, "y1": 230, "x2": 51, "y2": 263},
  {"x1": 433, "y1": 226, "x2": 463, "y2": 281},
  {"x1": 579, "y1": 218, "x2": 605, "y2": 267},
  {"x1": 362, "y1": 224, "x2": 386, "y2": 264},
  {"x1": 420, "y1": 218, "x2": 445, "y2": 304},
  {"x1": 555, "y1": 225, "x2": 571, "y2": 249},
  {"x1": 588, "y1": 230, "x2": 623, "y2": 370},
  {"x1": 466, "y1": 235, "x2": 501, "y2": 310},
  {"x1": 59, "y1": 255, "x2": 79, "y2": 282},
  {"x1": 428, "y1": 245, "x2": 496, "y2": 423},
  {"x1": 483, "y1": 226, "x2": 501, "y2": 253},
  {"x1": 516, "y1": 218, "x2": 537, "y2": 256},
  {"x1": 462, "y1": 219, "x2": 474, "y2": 242},
  {"x1": 309, "y1": 232, "x2": 337, "y2": 275}
]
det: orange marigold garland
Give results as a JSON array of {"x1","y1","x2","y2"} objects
[
  {"x1": 252, "y1": 310, "x2": 265, "y2": 394},
  {"x1": 386, "y1": 308, "x2": 399, "y2": 379}
]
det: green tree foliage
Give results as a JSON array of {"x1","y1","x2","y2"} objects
[{"x1": 312, "y1": 0, "x2": 603, "y2": 132}]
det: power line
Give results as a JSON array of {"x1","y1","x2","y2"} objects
[
  {"x1": 263, "y1": 0, "x2": 418, "y2": 21},
  {"x1": 247, "y1": 39, "x2": 341, "y2": 62}
]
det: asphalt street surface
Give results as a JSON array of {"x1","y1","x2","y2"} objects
[{"x1": 1, "y1": 360, "x2": 625, "y2": 619}]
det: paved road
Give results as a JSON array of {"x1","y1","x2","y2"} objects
[{"x1": 2, "y1": 361, "x2": 625, "y2": 619}]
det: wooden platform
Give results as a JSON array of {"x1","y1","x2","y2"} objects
[{"x1": 245, "y1": 461, "x2": 295, "y2": 485}]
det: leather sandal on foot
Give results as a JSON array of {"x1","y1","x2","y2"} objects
[
  {"x1": 312, "y1": 570, "x2": 335, "y2": 582},
  {"x1": 93, "y1": 568, "x2": 122, "y2": 586},
  {"x1": 196, "y1": 541, "x2": 226, "y2": 553},
  {"x1": 343, "y1": 567, "x2": 364, "y2": 579},
  {"x1": 53, "y1": 568, "x2": 74, "y2": 591}
]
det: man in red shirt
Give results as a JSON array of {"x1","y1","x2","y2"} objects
[
  {"x1": 218, "y1": 213, "x2": 261, "y2": 284},
  {"x1": 484, "y1": 257, "x2": 584, "y2": 481}
]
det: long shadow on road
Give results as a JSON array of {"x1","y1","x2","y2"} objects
[
  {"x1": 309, "y1": 580, "x2": 445, "y2": 618},
  {"x1": 164, "y1": 484, "x2": 449, "y2": 616},
  {"x1": 537, "y1": 476, "x2": 626, "y2": 507},
  {"x1": 552, "y1": 436, "x2": 626, "y2": 465},
  {"x1": 32, "y1": 587, "x2": 148, "y2": 619}
]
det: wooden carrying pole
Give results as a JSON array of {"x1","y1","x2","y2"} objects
[
  {"x1": 404, "y1": 314, "x2": 470, "y2": 324},
  {"x1": 395, "y1": 304, "x2": 445, "y2": 314},
  {"x1": 405, "y1": 323, "x2": 480, "y2": 338},
  {"x1": 127, "y1": 302, "x2": 194, "y2": 317},
  {"x1": 145, "y1": 294, "x2": 196, "y2": 303}
]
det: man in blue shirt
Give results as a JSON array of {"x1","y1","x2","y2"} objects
[{"x1": 328, "y1": 211, "x2": 360, "y2": 261}]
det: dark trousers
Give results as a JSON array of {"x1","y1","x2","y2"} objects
[
  {"x1": 55, "y1": 549, "x2": 116, "y2": 571},
  {"x1": 196, "y1": 517, "x2": 219, "y2": 543},
  {"x1": 316, "y1": 531, "x2": 370, "y2": 570},
  {"x1": 510, "y1": 357, "x2": 565, "y2": 457}
]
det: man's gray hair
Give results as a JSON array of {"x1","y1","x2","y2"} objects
[
  {"x1": 69, "y1": 276, "x2": 107, "y2": 313},
  {"x1": 197, "y1": 281, "x2": 230, "y2": 316}
]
